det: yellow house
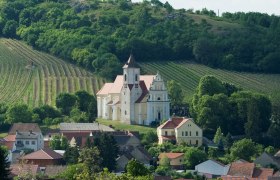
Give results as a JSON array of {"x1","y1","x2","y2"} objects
[
  {"x1": 158, "y1": 153, "x2": 184, "y2": 169},
  {"x1": 157, "y1": 117, "x2": 203, "y2": 146}
]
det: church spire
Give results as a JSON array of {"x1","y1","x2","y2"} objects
[{"x1": 123, "y1": 54, "x2": 136, "y2": 68}]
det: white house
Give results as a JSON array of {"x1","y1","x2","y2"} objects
[
  {"x1": 97, "y1": 54, "x2": 170, "y2": 125},
  {"x1": 14, "y1": 130, "x2": 44, "y2": 152},
  {"x1": 157, "y1": 117, "x2": 203, "y2": 146},
  {"x1": 195, "y1": 160, "x2": 230, "y2": 178}
]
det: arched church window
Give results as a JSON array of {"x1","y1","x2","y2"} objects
[
  {"x1": 124, "y1": 74, "x2": 127, "y2": 81},
  {"x1": 125, "y1": 110, "x2": 127, "y2": 115},
  {"x1": 135, "y1": 74, "x2": 138, "y2": 81},
  {"x1": 157, "y1": 97, "x2": 161, "y2": 100}
]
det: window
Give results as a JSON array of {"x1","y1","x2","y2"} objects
[
  {"x1": 196, "y1": 131, "x2": 198, "y2": 136},
  {"x1": 182, "y1": 132, "x2": 184, "y2": 136},
  {"x1": 165, "y1": 131, "x2": 168, "y2": 136},
  {"x1": 157, "y1": 97, "x2": 161, "y2": 100},
  {"x1": 135, "y1": 84, "x2": 138, "y2": 88},
  {"x1": 17, "y1": 141, "x2": 22, "y2": 145},
  {"x1": 125, "y1": 110, "x2": 127, "y2": 115},
  {"x1": 135, "y1": 74, "x2": 138, "y2": 81},
  {"x1": 124, "y1": 74, "x2": 127, "y2": 81},
  {"x1": 185, "y1": 131, "x2": 188, "y2": 136},
  {"x1": 196, "y1": 140, "x2": 198, "y2": 145},
  {"x1": 190, "y1": 131, "x2": 192, "y2": 136},
  {"x1": 25, "y1": 141, "x2": 29, "y2": 145},
  {"x1": 32, "y1": 141, "x2": 35, "y2": 145}
]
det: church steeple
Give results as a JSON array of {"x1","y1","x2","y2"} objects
[{"x1": 123, "y1": 54, "x2": 136, "y2": 68}]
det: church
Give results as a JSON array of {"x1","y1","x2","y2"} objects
[{"x1": 96, "y1": 54, "x2": 170, "y2": 125}]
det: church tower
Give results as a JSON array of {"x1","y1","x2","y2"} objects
[
  {"x1": 120, "y1": 54, "x2": 142, "y2": 124},
  {"x1": 147, "y1": 72, "x2": 170, "y2": 124}
]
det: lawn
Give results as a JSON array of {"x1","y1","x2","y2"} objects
[
  {"x1": 0, "y1": 132, "x2": 8, "y2": 138},
  {"x1": 96, "y1": 119, "x2": 156, "y2": 135}
]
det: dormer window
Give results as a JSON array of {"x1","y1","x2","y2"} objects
[{"x1": 135, "y1": 74, "x2": 138, "y2": 81}]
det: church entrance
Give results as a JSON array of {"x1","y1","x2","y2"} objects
[{"x1": 158, "y1": 112, "x2": 161, "y2": 121}]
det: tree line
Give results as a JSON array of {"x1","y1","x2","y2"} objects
[
  {"x1": 0, "y1": 0, "x2": 279, "y2": 81},
  {"x1": 191, "y1": 75, "x2": 280, "y2": 147},
  {"x1": 0, "y1": 90, "x2": 97, "y2": 129}
]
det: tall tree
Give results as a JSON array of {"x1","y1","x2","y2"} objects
[
  {"x1": 79, "y1": 147, "x2": 102, "y2": 175},
  {"x1": 184, "y1": 147, "x2": 207, "y2": 169},
  {"x1": 64, "y1": 146, "x2": 79, "y2": 165},
  {"x1": 0, "y1": 146, "x2": 10, "y2": 180},
  {"x1": 167, "y1": 80, "x2": 184, "y2": 106},
  {"x1": 5, "y1": 104, "x2": 32, "y2": 124},
  {"x1": 126, "y1": 159, "x2": 150, "y2": 177},
  {"x1": 94, "y1": 133, "x2": 119, "y2": 171},
  {"x1": 56, "y1": 93, "x2": 77, "y2": 115},
  {"x1": 230, "y1": 138, "x2": 262, "y2": 161}
]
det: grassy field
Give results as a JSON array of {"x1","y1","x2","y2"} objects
[
  {"x1": 97, "y1": 119, "x2": 156, "y2": 134},
  {"x1": 0, "y1": 132, "x2": 8, "y2": 138},
  {"x1": 139, "y1": 61, "x2": 280, "y2": 103},
  {"x1": 0, "y1": 38, "x2": 104, "y2": 107}
]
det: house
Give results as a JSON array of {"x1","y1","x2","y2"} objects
[
  {"x1": 195, "y1": 159, "x2": 230, "y2": 178},
  {"x1": 97, "y1": 54, "x2": 170, "y2": 125},
  {"x1": 255, "y1": 152, "x2": 280, "y2": 169},
  {"x1": 114, "y1": 131, "x2": 152, "y2": 171},
  {"x1": 157, "y1": 117, "x2": 203, "y2": 146},
  {"x1": 158, "y1": 153, "x2": 184, "y2": 169},
  {"x1": 3, "y1": 123, "x2": 43, "y2": 152},
  {"x1": 221, "y1": 162, "x2": 274, "y2": 180},
  {"x1": 20, "y1": 148, "x2": 64, "y2": 167},
  {"x1": 14, "y1": 130, "x2": 44, "y2": 152},
  {"x1": 60, "y1": 122, "x2": 114, "y2": 147}
]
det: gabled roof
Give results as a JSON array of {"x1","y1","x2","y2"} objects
[
  {"x1": 4, "y1": 134, "x2": 16, "y2": 142},
  {"x1": 135, "y1": 80, "x2": 148, "y2": 103},
  {"x1": 227, "y1": 162, "x2": 255, "y2": 178},
  {"x1": 159, "y1": 153, "x2": 184, "y2": 159},
  {"x1": 158, "y1": 117, "x2": 184, "y2": 129},
  {"x1": 60, "y1": 123, "x2": 114, "y2": 132},
  {"x1": 9, "y1": 123, "x2": 41, "y2": 135},
  {"x1": 96, "y1": 83, "x2": 114, "y2": 95},
  {"x1": 21, "y1": 148, "x2": 63, "y2": 160},
  {"x1": 197, "y1": 159, "x2": 226, "y2": 167}
]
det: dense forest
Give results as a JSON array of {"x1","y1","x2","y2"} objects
[{"x1": 0, "y1": 0, "x2": 280, "y2": 80}]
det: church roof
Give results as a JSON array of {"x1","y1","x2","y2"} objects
[
  {"x1": 135, "y1": 81, "x2": 148, "y2": 103},
  {"x1": 123, "y1": 54, "x2": 137, "y2": 68},
  {"x1": 97, "y1": 75, "x2": 155, "y2": 96}
]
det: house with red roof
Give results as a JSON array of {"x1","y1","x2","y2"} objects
[
  {"x1": 20, "y1": 148, "x2": 64, "y2": 167},
  {"x1": 157, "y1": 117, "x2": 203, "y2": 146},
  {"x1": 221, "y1": 161, "x2": 274, "y2": 180},
  {"x1": 96, "y1": 54, "x2": 170, "y2": 125},
  {"x1": 158, "y1": 153, "x2": 185, "y2": 169}
]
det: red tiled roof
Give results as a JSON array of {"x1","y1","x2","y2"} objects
[
  {"x1": 228, "y1": 162, "x2": 255, "y2": 178},
  {"x1": 21, "y1": 148, "x2": 63, "y2": 160},
  {"x1": 158, "y1": 117, "x2": 185, "y2": 129},
  {"x1": 252, "y1": 168, "x2": 273, "y2": 179},
  {"x1": 159, "y1": 153, "x2": 184, "y2": 159},
  {"x1": 9, "y1": 123, "x2": 41, "y2": 134},
  {"x1": 4, "y1": 135, "x2": 16, "y2": 141},
  {"x1": 135, "y1": 80, "x2": 148, "y2": 103}
]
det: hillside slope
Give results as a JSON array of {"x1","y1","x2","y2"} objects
[
  {"x1": 140, "y1": 62, "x2": 280, "y2": 103},
  {"x1": 0, "y1": 38, "x2": 104, "y2": 107}
]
